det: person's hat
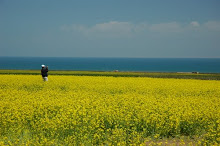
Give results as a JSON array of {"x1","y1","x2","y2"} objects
[{"x1": 41, "y1": 65, "x2": 45, "y2": 67}]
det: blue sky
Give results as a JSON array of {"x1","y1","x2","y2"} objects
[{"x1": 0, "y1": 0, "x2": 220, "y2": 58}]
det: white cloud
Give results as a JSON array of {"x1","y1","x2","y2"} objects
[
  {"x1": 204, "y1": 21, "x2": 220, "y2": 31},
  {"x1": 62, "y1": 21, "x2": 134, "y2": 38},
  {"x1": 61, "y1": 20, "x2": 220, "y2": 38},
  {"x1": 134, "y1": 23, "x2": 149, "y2": 33},
  {"x1": 149, "y1": 22, "x2": 182, "y2": 33},
  {"x1": 90, "y1": 21, "x2": 134, "y2": 38},
  {"x1": 61, "y1": 21, "x2": 183, "y2": 38},
  {"x1": 190, "y1": 21, "x2": 200, "y2": 27},
  {"x1": 92, "y1": 21, "x2": 132, "y2": 33}
]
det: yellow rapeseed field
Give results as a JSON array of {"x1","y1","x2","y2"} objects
[{"x1": 0, "y1": 75, "x2": 219, "y2": 145}]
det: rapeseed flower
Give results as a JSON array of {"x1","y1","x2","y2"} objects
[{"x1": 0, "y1": 75, "x2": 219, "y2": 145}]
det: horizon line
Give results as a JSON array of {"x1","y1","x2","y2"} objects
[{"x1": 0, "y1": 56, "x2": 220, "y2": 59}]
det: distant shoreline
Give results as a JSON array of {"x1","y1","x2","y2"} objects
[
  {"x1": 0, "y1": 69, "x2": 219, "y2": 80},
  {"x1": 1, "y1": 68, "x2": 220, "y2": 74}
]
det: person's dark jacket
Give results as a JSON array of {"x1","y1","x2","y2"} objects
[{"x1": 41, "y1": 67, "x2": 48, "y2": 77}]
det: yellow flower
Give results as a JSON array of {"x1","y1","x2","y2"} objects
[{"x1": 0, "y1": 74, "x2": 219, "y2": 145}]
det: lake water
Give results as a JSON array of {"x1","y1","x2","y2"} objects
[{"x1": 0, "y1": 57, "x2": 220, "y2": 73}]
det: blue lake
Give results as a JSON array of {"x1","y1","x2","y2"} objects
[{"x1": 0, "y1": 57, "x2": 219, "y2": 73}]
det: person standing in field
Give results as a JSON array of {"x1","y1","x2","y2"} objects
[{"x1": 41, "y1": 65, "x2": 48, "y2": 81}]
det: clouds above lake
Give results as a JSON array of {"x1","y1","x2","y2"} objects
[
  {"x1": 1, "y1": 0, "x2": 220, "y2": 58},
  {"x1": 61, "y1": 21, "x2": 220, "y2": 38}
]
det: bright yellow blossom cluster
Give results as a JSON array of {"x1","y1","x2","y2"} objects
[{"x1": 0, "y1": 75, "x2": 219, "y2": 145}]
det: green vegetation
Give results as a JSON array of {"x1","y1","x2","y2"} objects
[{"x1": 0, "y1": 69, "x2": 219, "y2": 80}]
